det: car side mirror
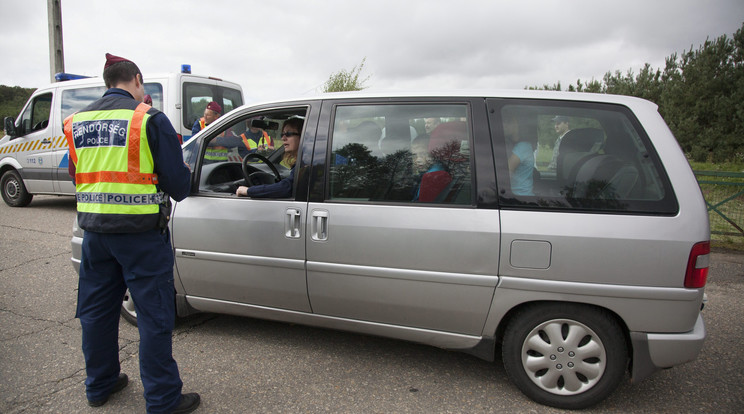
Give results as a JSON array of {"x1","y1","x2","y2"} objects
[{"x1": 3, "y1": 117, "x2": 17, "y2": 137}]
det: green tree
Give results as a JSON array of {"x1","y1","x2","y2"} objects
[
  {"x1": 0, "y1": 85, "x2": 36, "y2": 131},
  {"x1": 659, "y1": 26, "x2": 744, "y2": 162},
  {"x1": 322, "y1": 58, "x2": 370, "y2": 92},
  {"x1": 529, "y1": 22, "x2": 744, "y2": 162},
  {"x1": 526, "y1": 81, "x2": 562, "y2": 91}
]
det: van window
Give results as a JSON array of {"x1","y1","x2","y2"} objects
[
  {"x1": 183, "y1": 82, "x2": 243, "y2": 130},
  {"x1": 62, "y1": 86, "x2": 106, "y2": 119},
  {"x1": 62, "y1": 83, "x2": 163, "y2": 121},
  {"x1": 329, "y1": 104, "x2": 472, "y2": 205},
  {"x1": 490, "y1": 100, "x2": 678, "y2": 214},
  {"x1": 144, "y1": 83, "x2": 164, "y2": 110},
  {"x1": 19, "y1": 93, "x2": 52, "y2": 134}
]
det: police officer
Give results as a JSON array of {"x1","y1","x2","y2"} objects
[
  {"x1": 192, "y1": 101, "x2": 233, "y2": 162},
  {"x1": 191, "y1": 100, "x2": 222, "y2": 136},
  {"x1": 64, "y1": 53, "x2": 200, "y2": 413},
  {"x1": 240, "y1": 118, "x2": 273, "y2": 153}
]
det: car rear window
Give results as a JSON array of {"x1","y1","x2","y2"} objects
[{"x1": 488, "y1": 99, "x2": 678, "y2": 214}]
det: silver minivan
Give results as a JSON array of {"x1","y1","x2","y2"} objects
[{"x1": 71, "y1": 90, "x2": 710, "y2": 409}]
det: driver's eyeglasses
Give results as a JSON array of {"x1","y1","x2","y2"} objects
[{"x1": 281, "y1": 131, "x2": 300, "y2": 137}]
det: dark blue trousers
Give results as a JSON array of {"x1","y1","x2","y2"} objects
[{"x1": 77, "y1": 228, "x2": 183, "y2": 413}]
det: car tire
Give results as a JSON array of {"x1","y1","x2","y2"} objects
[
  {"x1": 502, "y1": 303, "x2": 628, "y2": 410},
  {"x1": 1, "y1": 170, "x2": 33, "y2": 207},
  {"x1": 120, "y1": 289, "x2": 138, "y2": 326}
]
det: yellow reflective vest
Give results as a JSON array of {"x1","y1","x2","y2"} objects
[
  {"x1": 64, "y1": 95, "x2": 162, "y2": 232},
  {"x1": 240, "y1": 130, "x2": 273, "y2": 151}
]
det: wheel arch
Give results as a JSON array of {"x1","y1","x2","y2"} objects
[
  {"x1": 492, "y1": 300, "x2": 632, "y2": 365},
  {"x1": 1, "y1": 158, "x2": 24, "y2": 176}
]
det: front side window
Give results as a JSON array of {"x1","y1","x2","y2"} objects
[
  {"x1": 491, "y1": 100, "x2": 677, "y2": 214},
  {"x1": 196, "y1": 107, "x2": 307, "y2": 198},
  {"x1": 329, "y1": 104, "x2": 472, "y2": 205},
  {"x1": 19, "y1": 93, "x2": 52, "y2": 134}
]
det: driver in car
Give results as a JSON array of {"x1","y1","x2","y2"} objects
[{"x1": 235, "y1": 118, "x2": 303, "y2": 198}]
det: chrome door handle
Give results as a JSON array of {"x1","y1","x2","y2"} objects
[
  {"x1": 285, "y1": 208, "x2": 301, "y2": 238},
  {"x1": 311, "y1": 210, "x2": 329, "y2": 241}
]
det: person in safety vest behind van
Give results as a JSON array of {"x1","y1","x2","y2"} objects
[
  {"x1": 240, "y1": 117, "x2": 273, "y2": 153},
  {"x1": 194, "y1": 101, "x2": 238, "y2": 162},
  {"x1": 63, "y1": 53, "x2": 200, "y2": 414},
  {"x1": 191, "y1": 100, "x2": 222, "y2": 136}
]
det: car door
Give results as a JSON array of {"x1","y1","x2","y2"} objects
[
  {"x1": 304, "y1": 98, "x2": 501, "y2": 336},
  {"x1": 172, "y1": 103, "x2": 318, "y2": 312},
  {"x1": 12, "y1": 92, "x2": 55, "y2": 193}
]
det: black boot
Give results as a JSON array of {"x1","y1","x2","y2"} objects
[{"x1": 171, "y1": 392, "x2": 201, "y2": 413}]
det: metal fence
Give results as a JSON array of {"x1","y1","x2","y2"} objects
[{"x1": 694, "y1": 171, "x2": 744, "y2": 239}]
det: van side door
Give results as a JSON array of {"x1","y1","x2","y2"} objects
[{"x1": 304, "y1": 98, "x2": 501, "y2": 337}]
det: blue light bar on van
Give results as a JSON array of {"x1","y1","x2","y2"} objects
[
  {"x1": 55, "y1": 73, "x2": 91, "y2": 82},
  {"x1": 181, "y1": 64, "x2": 191, "y2": 74}
]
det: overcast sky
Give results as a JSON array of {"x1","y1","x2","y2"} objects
[{"x1": 1, "y1": 0, "x2": 742, "y2": 104}]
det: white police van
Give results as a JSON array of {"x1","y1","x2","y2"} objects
[{"x1": 0, "y1": 67, "x2": 243, "y2": 207}]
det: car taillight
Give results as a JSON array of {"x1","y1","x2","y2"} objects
[{"x1": 684, "y1": 241, "x2": 710, "y2": 288}]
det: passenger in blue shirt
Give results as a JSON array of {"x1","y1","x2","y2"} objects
[
  {"x1": 504, "y1": 113, "x2": 534, "y2": 196},
  {"x1": 235, "y1": 118, "x2": 303, "y2": 198}
]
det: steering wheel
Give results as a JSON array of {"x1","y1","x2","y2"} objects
[{"x1": 241, "y1": 153, "x2": 281, "y2": 186}]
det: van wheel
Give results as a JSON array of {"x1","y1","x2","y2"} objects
[
  {"x1": 502, "y1": 303, "x2": 627, "y2": 409},
  {"x1": 1, "y1": 170, "x2": 33, "y2": 207},
  {"x1": 120, "y1": 289, "x2": 138, "y2": 326}
]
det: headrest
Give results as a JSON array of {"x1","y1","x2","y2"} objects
[
  {"x1": 561, "y1": 128, "x2": 604, "y2": 153},
  {"x1": 428, "y1": 121, "x2": 469, "y2": 162}
]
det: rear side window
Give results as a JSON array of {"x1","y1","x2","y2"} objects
[
  {"x1": 62, "y1": 86, "x2": 106, "y2": 119},
  {"x1": 62, "y1": 83, "x2": 163, "y2": 120},
  {"x1": 183, "y1": 82, "x2": 243, "y2": 130},
  {"x1": 489, "y1": 99, "x2": 677, "y2": 214},
  {"x1": 328, "y1": 104, "x2": 472, "y2": 205},
  {"x1": 144, "y1": 82, "x2": 164, "y2": 110}
]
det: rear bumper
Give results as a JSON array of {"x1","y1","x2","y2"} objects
[{"x1": 630, "y1": 313, "x2": 706, "y2": 382}]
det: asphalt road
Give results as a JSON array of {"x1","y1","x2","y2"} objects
[{"x1": 1, "y1": 195, "x2": 742, "y2": 413}]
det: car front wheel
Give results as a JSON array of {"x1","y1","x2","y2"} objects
[
  {"x1": 1, "y1": 170, "x2": 33, "y2": 207},
  {"x1": 502, "y1": 303, "x2": 628, "y2": 410}
]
